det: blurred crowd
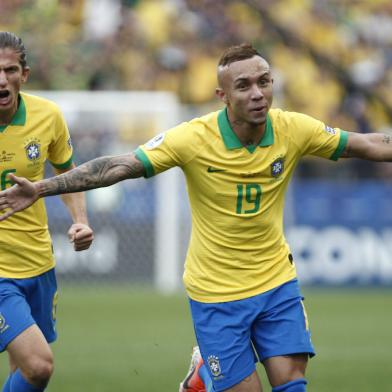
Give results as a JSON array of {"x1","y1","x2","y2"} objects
[{"x1": 1, "y1": 0, "x2": 392, "y2": 178}]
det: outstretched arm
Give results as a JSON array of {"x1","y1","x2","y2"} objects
[
  {"x1": 341, "y1": 132, "x2": 392, "y2": 161},
  {"x1": 40, "y1": 152, "x2": 145, "y2": 196},
  {"x1": 0, "y1": 153, "x2": 145, "y2": 221}
]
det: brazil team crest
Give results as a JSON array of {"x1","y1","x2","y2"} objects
[
  {"x1": 0, "y1": 313, "x2": 5, "y2": 330},
  {"x1": 25, "y1": 140, "x2": 41, "y2": 161},
  {"x1": 0, "y1": 313, "x2": 10, "y2": 334},
  {"x1": 271, "y1": 157, "x2": 284, "y2": 177},
  {"x1": 207, "y1": 355, "x2": 222, "y2": 377}
]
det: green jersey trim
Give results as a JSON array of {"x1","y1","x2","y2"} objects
[
  {"x1": 50, "y1": 155, "x2": 73, "y2": 169},
  {"x1": 0, "y1": 95, "x2": 27, "y2": 133},
  {"x1": 217, "y1": 108, "x2": 274, "y2": 151},
  {"x1": 330, "y1": 130, "x2": 348, "y2": 161},
  {"x1": 135, "y1": 147, "x2": 154, "y2": 178}
]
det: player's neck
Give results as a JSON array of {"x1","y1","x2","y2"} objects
[
  {"x1": 229, "y1": 116, "x2": 266, "y2": 147},
  {"x1": 0, "y1": 115, "x2": 14, "y2": 126},
  {"x1": 0, "y1": 99, "x2": 19, "y2": 125}
]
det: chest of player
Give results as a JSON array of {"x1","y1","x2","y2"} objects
[
  {"x1": 184, "y1": 141, "x2": 295, "y2": 215},
  {"x1": 0, "y1": 121, "x2": 53, "y2": 188}
]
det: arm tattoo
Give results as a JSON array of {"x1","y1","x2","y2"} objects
[
  {"x1": 338, "y1": 132, "x2": 392, "y2": 161},
  {"x1": 39, "y1": 154, "x2": 145, "y2": 197}
]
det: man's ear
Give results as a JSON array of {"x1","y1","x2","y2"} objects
[
  {"x1": 216, "y1": 88, "x2": 228, "y2": 104},
  {"x1": 21, "y1": 66, "x2": 30, "y2": 84}
]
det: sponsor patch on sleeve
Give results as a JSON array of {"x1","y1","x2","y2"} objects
[
  {"x1": 145, "y1": 133, "x2": 165, "y2": 150},
  {"x1": 324, "y1": 125, "x2": 336, "y2": 135}
]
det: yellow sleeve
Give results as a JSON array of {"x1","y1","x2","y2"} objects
[
  {"x1": 288, "y1": 112, "x2": 348, "y2": 161},
  {"x1": 134, "y1": 121, "x2": 204, "y2": 177}
]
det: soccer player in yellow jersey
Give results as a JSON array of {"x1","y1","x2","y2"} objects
[
  {"x1": 0, "y1": 32, "x2": 94, "y2": 392},
  {"x1": 1, "y1": 43, "x2": 392, "y2": 392}
]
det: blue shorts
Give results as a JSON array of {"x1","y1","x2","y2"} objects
[
  {"x1": 189, "y1": 279, "x2": 314, "y2": 391},
  {"x1": 0, "y1": 268, "x2": 58, "y2": 352}
]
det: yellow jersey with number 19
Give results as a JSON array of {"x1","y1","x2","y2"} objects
[
  {"x1": 0, "y1": 92, "x2": 73, "y2": 278},
  {"x1": 136, "y1": 108, "x2": 348, "y2": 303}
]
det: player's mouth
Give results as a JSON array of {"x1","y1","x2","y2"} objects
[
  {"x1": 0, "y1": 90, "x2": 11, "y2": 106},
  {"x1": 250, "y1": 106, "x2": 267, "y2": 114}
]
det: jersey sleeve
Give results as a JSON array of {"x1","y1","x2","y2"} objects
[
  {"x1": 289, "y1": 112, "x2": 348, "y2": 161},
  {"x1": 47, "y1": 105, "x2": 73, "y2": 169},
  {"x1": 135, "y1": 121, "x2": 199, "y2": 178}
]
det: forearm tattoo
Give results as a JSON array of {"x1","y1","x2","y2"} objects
[
  {"x1": 341, "y1": 133, "x2": 392, "y2": 160},
  {"x1": 39, "y1": 154, "x2": 145, "y2": 197}
]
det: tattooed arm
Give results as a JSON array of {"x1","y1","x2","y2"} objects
[
  {"x1": 39, "y1": 153, "x2": 145, "y2": 196},
  {"x1": 341, "y1": 132, "x2": 392, "y2": 161},
  {"x1": 0, "y1": 153, "x2": 145, "y2": 221}
]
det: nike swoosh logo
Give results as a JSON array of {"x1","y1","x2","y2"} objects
[{"x1": 207, "y1": 166, "x2": 226, "y2": 173}]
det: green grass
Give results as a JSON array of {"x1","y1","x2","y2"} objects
[{"x1": 0, "y1": 286, "x2": 391, "y2": 391}]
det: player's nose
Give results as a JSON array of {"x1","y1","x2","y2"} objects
[
  {"x1": 250, "y1": 84, "x2": 264, "y2": 99},
  {"x1": 0, "y1": 71, "x2": 7, "y2": 86}
]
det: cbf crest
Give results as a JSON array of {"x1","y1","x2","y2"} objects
[
  {"x1": 25, "y1": 138, "x2": 41, "y2": 161},
  {"x1": 0, "y1": 313, "x2": 5, "y2": 330},
  {"x1": 271, "y1": 157, "x2": 284, "y2": 178},
  {"x1": 0, "y1": 313, "x2": 10, "y2": 334},
  {"x1": 207, "y1": 355, "x2": 222, "y2": 377}
]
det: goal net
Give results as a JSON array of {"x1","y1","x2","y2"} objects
[{"x1": 30, "y1": 90, "x2": 186, "y2": 293}]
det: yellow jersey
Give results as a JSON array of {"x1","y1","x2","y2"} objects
[
  {"x1": 0, "y1": 92, "x2": 73, "y2": 278},
  {"x1": 136, "y1": 108, "x2": 347, "y2": 302}
]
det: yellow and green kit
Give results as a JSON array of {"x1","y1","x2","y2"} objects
[
  {"x1": 136, "y1": 107, "x2": 347, "y2": 302},
  {"x1": 0, "y1": 92, "x2": 73, "y2": 278}
]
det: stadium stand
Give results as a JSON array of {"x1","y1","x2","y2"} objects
[{"x1": 1, "y1": 0, "x2": 391, "y2": 129}]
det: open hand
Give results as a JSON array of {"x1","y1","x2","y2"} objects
[{"x1": 0, "y1": 174, "x2": 39, "y2": 221}]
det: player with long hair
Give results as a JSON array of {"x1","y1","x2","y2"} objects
[{"x1": 0, "y1": 32, "x2": 94, "y2": 392}]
